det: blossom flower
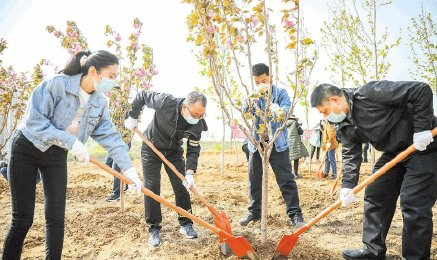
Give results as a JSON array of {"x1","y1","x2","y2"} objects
[
  {"x1": 115, "y1": 33, "x2": 121, "y2": 42},
  {"x1": 299, "y1": 77, "x2": 308, "y2": 85},
  {"x1": 207, "y1": 25, "x2": 216, "y2": 34},
  {"x1": 208, "y1": 10, "x2": 214, "y2": 19},
  {"x1": 150, "y1": 66, "x2": 158, "y2": 76},
  {"x1": 284, "y1": 18, "x2": 295, "y2": 27},
  {"x1": 252, "y1": 16, "x2": 258, "y2": 27}
]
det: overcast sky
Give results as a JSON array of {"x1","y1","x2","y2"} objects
[{"x1": 1, "y1": 0, "x2": 436, "y2": 140}]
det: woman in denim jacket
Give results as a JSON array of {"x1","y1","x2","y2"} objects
[{"x1": 2, "y1": 50, "x2": 142, "y2": 260}]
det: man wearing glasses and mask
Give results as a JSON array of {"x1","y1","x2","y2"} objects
[{"x1": 124, "y1": 91, "x2": 208, "y2": 248}]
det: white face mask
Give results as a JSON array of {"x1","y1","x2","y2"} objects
[
  {"x1": 184, "y1": 115, "x2": 200, "y2": 125},
  {"x1": 326, "y1": 103, "x2": 347, "y2": 123},
  {"x1": 256, "y1": 83, "x2": 270, "y2": 93},
  {"x1": 94, "y1": 76, "x2": 116, "y2": 93}
]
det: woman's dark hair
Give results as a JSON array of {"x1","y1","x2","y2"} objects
[{"x1": 62, "y1": 50, "x2": 119, "y2": 76}]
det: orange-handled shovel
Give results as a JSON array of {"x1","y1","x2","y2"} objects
[
  {"x1": 329, "y1": 169, "x2": 342, "y2": 196},
  {"x1": 315, "y1": 151, "x2": 327, "y2": 179},
  {"x1": 89, "y1": 157, "x2": 260, "y2": 260},
  {"x1": 329, "y1": 153, "x2": 342, "y2": 196},
  {"x1": 133, "y1": 129, "x2": 233, "y2": 240},
  {"x1": 271, "y1": 127, "x2": 437, "y2": 259}
]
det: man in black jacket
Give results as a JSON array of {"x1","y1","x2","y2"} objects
[
  {"x1": 310, "y1": 81, "x2": 437, "y2": 260},
  {"x1": 124, "y1": 91, "x2": 208, "y2": 248}
]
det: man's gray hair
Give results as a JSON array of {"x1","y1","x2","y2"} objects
[{"x1": 185, "y1": 91, "x2": 207, "y2": 107}]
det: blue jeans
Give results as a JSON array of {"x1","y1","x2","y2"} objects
[
  {"x1": 324, "y1": 149, "x2": 337, "y2": 177},
  {"x1": 104, "y1": 157, "x2": 127, "y2": 197}
]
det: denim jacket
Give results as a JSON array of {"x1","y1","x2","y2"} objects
[
  {"x1": 248, "y1": 85, "x2": 291, "y2": 153},
  {"x1": 19, "y1": 73, "x2": 133, "y2": 172}
]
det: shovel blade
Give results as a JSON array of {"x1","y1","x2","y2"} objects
[
  {"x1": 223, "y1": 236, "x2": 260, "y2": 260},
  {"x1": 271, "y1": 233, "x2": 300, "y2": 259},
  {"x1": 315, "y1": 166, "x2": 326, "y2": 179},
  {"x1": 330, "y1": 186, "x2": 339, "y2": 196},
  {"x1": 214, "y1": 212, "x2": 233, "y2": 241}
]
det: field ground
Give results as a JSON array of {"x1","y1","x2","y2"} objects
[{"x1": 0, "y1": 143, "x2": 436, "y2": 259}]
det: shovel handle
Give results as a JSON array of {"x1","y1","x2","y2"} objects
[
  {"x1": 295, "y1": 127, "x2": 437, "y2": 237},
  {"x1": 133, "y1": 129, "x2": 220, "y2": 216},
  {"x1": 89, "y1": 157, "x2": 233, "y2": 239},
  {"x1": 315, "y1": 150, "x2": 327, "y2": 175}
]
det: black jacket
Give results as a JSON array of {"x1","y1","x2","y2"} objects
[
  {"x1": 333, "y1": 81, "x2": 437, "y2": 189},
  {"x1": 128, "y1": 91, "x2": 208, "y2": 172}
]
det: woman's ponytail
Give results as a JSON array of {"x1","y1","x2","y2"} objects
[{"x1": 61, "y1": 50, "x2": 118, "y2": 76}]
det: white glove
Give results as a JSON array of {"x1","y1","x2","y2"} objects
[
  {"x1": 413, "y1": 130, "x2": 433, "y2": 151},
  {"x1": 326, "y1": 142, "x2": 331, "y2": 149},
  {"x1": 183, "y1": 172, "x2": 195, "y2": 190},
  {"x1": 123, "y1": 167, "x2": 143, "y2": 194},
  {"x1": 124, "y1": 116, "x2": 138, "y2": 131},
  {"x1": 270, "y1": 103, "x2": 280, "y2": 114},
  {"x1": 71, "y1": 139, "x2": 89, "y2": 164},
  {"x1": 339, "y1": 188, "x2": 357, "y2": 207}
]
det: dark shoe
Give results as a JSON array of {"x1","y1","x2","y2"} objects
[
  {"x1": 105, "y1": 193, "x2": 120, "y2": 202},
  {"x1": 290, "y1": 212, "x2": 306, "y2": 227},
  {"x1": 331, "y1": 175, "x2": 337, "y2": 180},
  {"x1": 342, "y1": 248, "x2": 385, "y2": 260},
  {"x1": 323, "y1": 173, "x2": 329, "y2": 178},
  {"x1": 179, "y1": 223, "x2": 198, "y2": 239},
  {"x1": 238, "y1": 213, "x2": 260, "y2": 226},
  {"x1": 148, "y1": 229, "x2": 161, "y2": 247},
  {"x1": 0, "y1": 167, "x2": 7, "y2": 181},
  {"x1": 294, "y1": 174, "x2": 303, "y2": 179}
]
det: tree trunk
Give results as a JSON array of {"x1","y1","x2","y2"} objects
[
  {"x1": 221, "y1": 110, "x2": 225, "y2": 177},
  {"x1": 260, "y1": 151, "x2": 269, "y2": 244}
]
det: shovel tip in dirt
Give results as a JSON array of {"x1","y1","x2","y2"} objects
[{"x1": 271, "y1": 234, "x2": 299, "y2": 259}]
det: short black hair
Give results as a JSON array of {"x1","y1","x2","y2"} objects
[
  {"x1": 252, "y1": 63, "x2": 269, "y2": 76},
  {"x1": 310, "y1": 83, "x2": 343, "y2": 107}
]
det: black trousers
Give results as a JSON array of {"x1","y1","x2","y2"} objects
[
  {"x1": 141, "y1": 146, "x2": 192, "y2": 231},
  {"x1": 248, "y1": 147, "x2": 302, "y2": 218},
  {"x1": 291, "y1": 159, "x2": 299, "y2": 176},
  {"x1": 310, "y1": 145, "x2": 320, "y2": 160},
  {"x1": 362, "y1": 148, "x2": 437, "y2": 260},
  {"x1": 363, "y1": 142, "x2": 370, "y2": 162},
  {"x1": 242, "y1": 143, "x2": 250, "y2": 162},
  {"x1": 2, "y1": 131, "x2": 68, "y2": 260}
]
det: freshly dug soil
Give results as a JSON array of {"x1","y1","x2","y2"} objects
[{"x1": 0, "y1": 150, "x2": 436, "y2": 259}]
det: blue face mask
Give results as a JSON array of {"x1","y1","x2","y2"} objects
[
  {"x1": 94, "y1": 77, "x2": 116, "y2": 93},
  {"x1": 184, "y1": 115, "x2": 200, "y2": 125},
  {"x1": 326, "y1": 103, "x2": 346, "y2": 123}
]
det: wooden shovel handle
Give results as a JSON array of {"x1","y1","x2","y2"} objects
[
  {"x1": 89, "y1": 157, "x2": 232, "y2": 239},
  {"x1": 295, "y1": 127, "x2": 437, "y2": 237},
  {"x1": 133, "y1": 129, "x2": 219, "y2": 216}
]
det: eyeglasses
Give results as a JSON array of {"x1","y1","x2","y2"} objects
[{"x1": 186, "y1": 105, "x2": 206, "y2": 119}]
